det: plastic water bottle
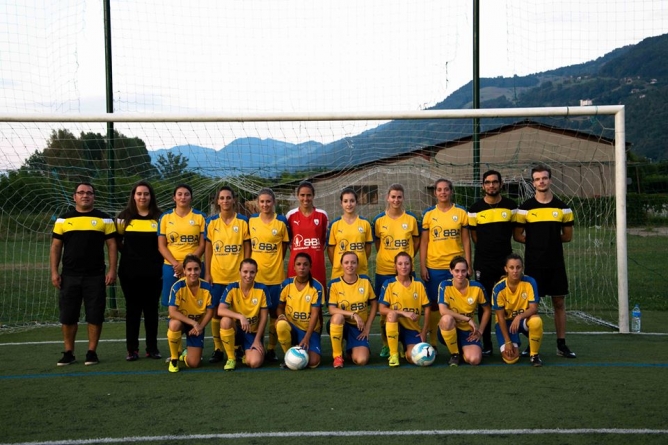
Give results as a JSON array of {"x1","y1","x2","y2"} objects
[{"x1": 631, "y1": 304, "x2": 641, "y2": 333}]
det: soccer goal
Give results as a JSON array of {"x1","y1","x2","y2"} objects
[{"x1": 0, "y1": 106, "x2": 628, "y2": 332}]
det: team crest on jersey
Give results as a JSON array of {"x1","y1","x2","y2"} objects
[
  {"x1": 197, "y1": 299, "x2": 203, "y2": 306},
  {"x1": 358, "y1": 226, "x2": 364, "y2": 233},
  {"x1": 233, "y1": 226, "x2": 239, "y2": 233},
  {"x1": 413, "y1": 292, "x2": 418, "y2": 300},
  {"x1": 272, "y1": 229, "x2": 278, "y2": 236},
  {"x1": 314, "y1": 219, "x2": 320, "y2": 226},
  {"x1": 552, "y1": 211, "x2": 559, "y2": 219},
  {"x1": 305, "y1": 295, "x2": 312, "y2": 303},
  {"x1": 521, "y1": 292, "x2": 528, "y2": 300},
  {"x1": 151, "y1": 223, "x2": 157, "y2": 229},
  {"x1": 402, "y1": 223, "x2": 408, "y2": 230},
  {"x1": 252, "y1": 298, "x2": 258, "y2": 306},
  {"x1": 501, "y1": 211, "x2": 508, "y2": 219},
  {"x1": 358, "y1": 287, "x2": 365, "y2": 294},
  {"x1": 91, "y1": 220, "x2": 98, "y2": 226},
  {"x1": 452, "y1": 215, "x2": 459, "y2": 222},
  {"x1": 467, "y1": 297, "x2": 474, "y2": 305},
  {"x1": 189, "y1": 220, "x2": 195, "y2": 225}
]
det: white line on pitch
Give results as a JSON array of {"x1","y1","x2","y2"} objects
[{"x1": 2, "y1": 428, "x2": 668, "y2": 445}]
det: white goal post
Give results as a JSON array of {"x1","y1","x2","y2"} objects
[{"x1": 0, "y1": 106, "x2": 628, "y2": 332}]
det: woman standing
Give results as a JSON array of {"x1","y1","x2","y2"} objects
[
  {"x1": 249, "y1": 188, "x2": 290, "y2": 361},
  {"x1": 372, "y1": 184, "x2": 420, "y2": 358},
  {"x1": 420, "y1": 178, "x2": 471, "y2": 349},
  {"x1": 204, "y1": 186, "x2": 251, "y2": 363},
  {"x1": 217, "y1": 258, "x2": 268, "y2": 370},
  {"x1": 166, "y1": 255, "x2": 215, "y2": 373},
  {"x1": 437, "y1": 256, "x2": 490, "y2": 367},
  {"x1": 157, "y1": 184, "x2": 206, "y2": 307},
  {"x1": 327, "y1": 251, "x2": 377, "y2": 368},
  {"x1": 326, "y1": 188, "x2": 373, "y2": 280},
  {"x1": 276, "y1": 253, "x2": 324, "y2": 369},
  {"x1": 116, "y1": 181, "x2": 163, "y2": 361},
  {"x1": 286, "y1": 181, "x2": 328, "y2": 289},
  {"x1": 378, "y1": 252, "x2": 430, "y2": 367}
]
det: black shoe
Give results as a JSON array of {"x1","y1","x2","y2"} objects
[
  {"x1": 557, "y1": 344, "x2": 576, "y2": 358},
  {"x1": 145, "y1": 349, "x2": 162, "y2": 359},
  {"x1": 530, "y1": 354, "x2": 543, "y2": 367},
  {"x1": 266, "y1": 349, "x2": 279, "y2": 362},
  {"x1": 84, "y1": 350, "x2": 99, "y2": 366},
  {"x1": 482, "y1": 348, "x2": 493, "y2": 357},
  {"x1": 235, "y1": 346, "x2": 244, "y2": 361},
  {"x1": 57, "y1": 350, "x2": 76, "y2": 367},
  {"x1": 209, "y1": 349, "x2": 225, "y2": 364},
  {"x1": 520, "y1": 346, "x2": 530, "y2": 358},
  {"x1": 448, "y1": 354, "x2": 460, "y2": 367},
  {"x1": 126, "y1": 351, "x2": 139, "y2": 362}
]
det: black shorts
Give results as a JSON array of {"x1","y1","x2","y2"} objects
[
  {"x1": 524, "y1": 266, "x2": 569, "y2": 298},
  {"x1": 59, "y1": 274, "x2": 107, "y2": 325}
]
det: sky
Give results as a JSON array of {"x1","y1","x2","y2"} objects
[{"x1": 1, "y1": 0, "x2": 668, "y2": 165}]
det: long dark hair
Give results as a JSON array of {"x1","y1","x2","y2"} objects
[
  {"x1": 117, "y1": 180, "x2": 162, "y2": 229},
  {"x1": 294, "y1": 252, "x2": 314, "y2": 287}
]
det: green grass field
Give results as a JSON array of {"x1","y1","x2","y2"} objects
[{"x1": 1, "y1": 317, "x2": 667, "y2": 445}]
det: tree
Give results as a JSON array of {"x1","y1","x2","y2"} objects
[{"x1": 156, "y1": 152, "x2": 190, "y2": 180}]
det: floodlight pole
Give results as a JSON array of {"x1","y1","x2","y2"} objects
[
  {"x1": 104, "y1": 0, "x2": 117, "y2": 311},
  {"x1": 472, "y1": 0, "x2": 481, "y2": 199}
]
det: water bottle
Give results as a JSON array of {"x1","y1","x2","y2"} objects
[{"x1": 631, "y1": 304, "x2": 641, "y2": 333}]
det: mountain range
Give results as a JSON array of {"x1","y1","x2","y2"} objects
[{"x1": 150, "y1": 32, "x2": 668, "y2": 176}]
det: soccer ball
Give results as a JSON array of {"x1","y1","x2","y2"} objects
[
  {"x1": 410, "y1": 342, "x2": 437, "y2": 367},
  {"x1": 284, "y1": 346, "x2": 309, "y2": 370}
]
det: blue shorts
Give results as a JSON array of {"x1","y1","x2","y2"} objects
[
  {"x1": 235, "y1": 329, "x2": 259, "y2": 351},
  {"x1": 288, "y1": 322, "x2": 322, "y2": 356},
  {"x1": 398, "y1": 325, "x2": 422, "y2": 348},
  {"x1": 495, "y1": 318, "x2": 529, "y2": 349},
  {"x1": 161, "y1": 264, "x2": 178, "y2": 307},
  {"x1": 210, "y1": 283, "x2": 228, "y2": 308},
  {"x1": 374, "y1": 274, "x2": 395, "y2": 299},
  {"x1": 263, "y1": 284, "x2": 281, "y2": 310},
  {"x1": 326, "y1": 321, "x2": 370, "y2": 352},
  {"x1": 437, "y1": 328, "x2": 482, "y2": 348},
  {"x1": 426, "y1": 268, "x2": 452, "y2": 304},
  {"x1": 183, "y1": 327, "x2": 205, "y2": 349}
]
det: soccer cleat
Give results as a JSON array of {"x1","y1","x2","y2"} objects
[
  {"x1": 126, "y1": 351, "x2": 139, "y2": 362},
  {"x1": 145, "y1": 349, "x2": 162, "y2": 359},
  {"x1": 241, "y1": 354, "x2": 247, "y2": 365},
  {"x1": 265, "y1": 349, "x2": 279, "y2": 362},
  {"x1": 448, "y1": 354, "x2": 460, "y2": 367},
  {"x1": 388, "y1": 354, "x2": 400, "y2": 367},
  {"x1": 530, "y1": 354, "x2": 543, "y2": 367},
  {"x1": 557, "y1": 344, "x2": 576, "y2": 358},
  {"x1": 57, "y1": 350, "x2": 76, "y2": 367},
  {"x1": 224, "y1": 359, "x2": 236, "y2": 371},
  {"x1": 333, "y1": 356, "x2": 344, "y2": 369},
  {"x1": 84, "y1": 350, "x2": 99, "y2": 366},
  {"x1": 179, "y1": 349, "x2": 187, "y2": 362},
  {"x1": 209, "y1": 349, "x2": 225, "y2": 364},
  {"x1": 379, "y1": 345, "x2": 390, "y2": 358},
  {"x1": 399, "y1": 348, "x2": 406, "y2": 358},
  {"x1": 482, "y1": 348, "x2": 493, "y2": 357},
  {"x1": 168, "y1": 359, "x2": 179, "y2": 373},
  {"x1": 521, "y1": 346, "x2": 530, "y2": 358}
]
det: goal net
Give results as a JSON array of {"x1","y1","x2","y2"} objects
[{"x1": 0, "y1": 107, "x2": 628, "y2": 331}]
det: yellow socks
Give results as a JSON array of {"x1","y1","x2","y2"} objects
[
  {"x1": 167, "y1": 329, "x2": 181, "y2": 360},
  {"x1": 330, "y1": 323, "x2": 344, "y2": 358},
  {"x1": 527, "y1": 316, "x2": 543, "y2": 355},
  {"x1": 276, "y1": 319, "x2": 292, "y2": 353},
  {"x1": 386, "y1": 321, "x2": 399, "y2": 356},
  {"x1": 440, "y1": 327, "x2": 459, "y2": 355},
  {"x1": 220, "y1": 327, "x2": 236, "y2": 360},
  {"x1": 211, "y1": 318, "x2": 223, "y2": 352},
  {"x1": 429, "y1": 311, "x2": 441, "y2": 348}
]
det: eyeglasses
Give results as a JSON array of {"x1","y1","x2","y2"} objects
[
  {"x1": 483, "y1": 180, "x2": 500, "y2": 185},
  {"x1": 75, "y1": 191, "x2": 94, "y2": 196}
]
